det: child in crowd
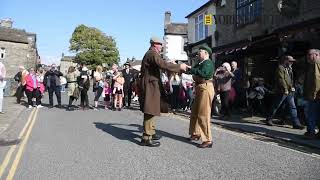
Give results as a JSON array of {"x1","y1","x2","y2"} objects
[
  {"x1": 113, "y1": 72, "x2": 125, "y2": 111},
  {"x1": 104, "y1": 79, "x2": 112, "y2": 110}
]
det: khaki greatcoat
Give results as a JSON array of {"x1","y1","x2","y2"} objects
[{"x1": 140, "y1": 47, "x2": 181, "y2": 116}]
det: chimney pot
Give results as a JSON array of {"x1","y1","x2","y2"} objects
[
  {"x1": 164, "y1": 11, "x2": 171, "y2": 29},
  {"x1": 0, "y1": 18, "x2": 13, "y2": 28}
]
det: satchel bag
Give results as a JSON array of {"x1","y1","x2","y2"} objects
[{"x1": 73, "y1": 87, "x2": 80, "y2": 99}]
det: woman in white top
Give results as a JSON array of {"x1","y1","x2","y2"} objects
[
  {"x1": 60, "y1": 76, "x2": 67, "y2": 92},
  {"x1": 93, "y1": 65, "x2": 104, "y2": 110},
  {"x1": 0, "y1": 61, "x2": 6, "y2": 113},
  {"x1": 169, "y1": 73, "x2": 181, "y2": 111}
]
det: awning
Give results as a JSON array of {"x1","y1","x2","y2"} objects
[
  {"x1": 213, "y1": 34, "x2": 278, "y2": 56},
  {"x1": 212, "y1": 40, "x2": 251, "y2": 55}
]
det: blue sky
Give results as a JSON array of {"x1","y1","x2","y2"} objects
[{"x1": 1, "y1": 0, "x2": 208, "y2": 65}]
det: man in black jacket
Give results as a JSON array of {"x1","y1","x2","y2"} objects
[
  {"x1": 122, "y1": 62, "x2": 134, "y2": 108},
  {"x1": 44, "y1": 64, "x2": 63, "y2": 108}
]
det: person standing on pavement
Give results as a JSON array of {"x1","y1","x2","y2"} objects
[
  {"x1": 181, "y1": 72, "x2": 194, "y2": 111},
  {"x1": 266, "y1": 55, "x2": 304, "y2": 129},
  {"x1": 122, "y1": 62, "x2": 134, "y2": 108},
  {"x1": 14, "y1": 66, "x2": 26, "y2": 104},
  {"x1": 169, "y1": 72, "x2": 181, "y2": 111},
  {"x1": 231, "y1": 61, "x2": 243, "y2": 109},
  {"x1": 36, "y1": 68, "x2": 45, "y2": 107},
  {"x1": 139, "y1": 36, "x2": 188, "y2": 147},
  {"x1": 113, "y1": 71, "x2": 125, "y2": 111},
  {"x1": 25, "y1": 68, "x2": 42, "y2": 108},
  {"x1": 66, "y1": 66, "x2": 79, "y2": 111},
  {"x1": 93, "y1": 65, "x2": 104, "y2": 110},
  {"x1": 214, "y1": 62, "x2": 234, "y2": 119},
  {"x1": 187, "y1": 45, "x2": 215, "y2": 148},
  {"x1": 79, "y1": 67, "x2": 90, "y2": 110},
  {"x1": 303, "y1": 49, "x2": 320, "y2": 139},
  {"x1": 110, "y1": 64, "x2": 118, "y2": 109},
  {"x1": 0, "y1": 60, "x2": 6, "y2": 113},
  {"x1": 44, "y1": 64, "x2": 63, "y2": 108},
  {"x1": 60, "y1": 76, "x2": 67, "y2": 92}
]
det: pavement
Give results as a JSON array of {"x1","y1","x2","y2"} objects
[
  {"x1": 173, "y1": 110, "x2": 320, "y2": 150},
  {"x1": 0, "y1": 96, "x2": 28, "y2": 141}
]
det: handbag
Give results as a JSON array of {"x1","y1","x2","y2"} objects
[{"x1": 73, "y1": 87, "x2": 80, "y2": 99}]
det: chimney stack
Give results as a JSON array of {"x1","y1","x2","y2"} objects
[
  {"x1": 164, "y1": 11, "x2": 171, "y2": 29},
  {"x1": 0, "y1": 18, "x2": 13, "y2": 28}
]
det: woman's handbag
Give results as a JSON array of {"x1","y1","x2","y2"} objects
[{"x1": 73, "y1": 87, "x2": 80, "y2": 99}]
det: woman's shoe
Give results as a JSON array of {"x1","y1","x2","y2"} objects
[
  {"x1": 198, "y1": 141, "x2": 213, "y2": 148},
  {"x1": 187, "y1": 135, "x2": 200, "y2": 141}
]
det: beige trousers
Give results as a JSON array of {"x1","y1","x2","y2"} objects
[
  {"x1": 189, "y1": 82, "x2": 214, "y2": 142},
  {"x1": 143, "y1": 113, "x2": 156, "y2": 140}
]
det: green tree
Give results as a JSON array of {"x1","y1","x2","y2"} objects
[{"x1": 69, "y1": 24, "x2": 120, "y2": 68}]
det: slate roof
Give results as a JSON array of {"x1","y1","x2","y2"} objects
[
  {"x1": 165, "y1": 23, "x2": 187, "y2": 35},
  {"x1": 185, "y1": 0, "x2": 216, "y2": 18},
  {"x1": 0, "y1": 27, "x2": 29, "y2": 44}
]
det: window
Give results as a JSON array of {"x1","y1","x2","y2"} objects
[
  {"x1": 0, "y1": 48, "x2": 5, "y2": 59},
  {"x1": 236, "y1": 0, "x2": 262, "y2": 27},
  {"x1": 195, "y1": 13, "x2": 209, "y2": 42}
]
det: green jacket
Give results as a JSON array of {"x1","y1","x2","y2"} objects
[
  {"x1": 304, "y1": 61, "x2": 320, "y2": 100},
  {"x1": 274, "y1": 65, "x2": 293, "y2": 94},
  {"x1": 190, "y1": 59, "x2": 214, "y2": 80}
]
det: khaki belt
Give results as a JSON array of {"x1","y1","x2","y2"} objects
[{"x1": 195, "y1": 79, "x2": 213, "y2": 85}]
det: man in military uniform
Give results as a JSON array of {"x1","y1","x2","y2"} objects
[
  {"x1": 122, "y1": 62, "x2": 134, "y2": 108},
  {"x1": 187, "y1": 45, "x2": 215, "y2": 148},
  {"x1": 140, "y1": 36, "x2": 188, "y2": 147}
]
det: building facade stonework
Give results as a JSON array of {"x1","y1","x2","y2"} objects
[
  {"x1": 185, "y1": 0, "x2": 217, "y2": 65},
  {"x1": 211, "y1": 0, "x2": 320, "y2": 85},
  {"x1": 60, "y1": 54, "x2": 76, "y2": 76},
  {"x1": 0, "y1": 19, "x2": 39, "y2": 96},
  {"x1": 163, "y1": 11, "x2": 188, "y2": 63}
]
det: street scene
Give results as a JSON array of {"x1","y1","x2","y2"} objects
[{"x1": 1, "y1": 0, "x2": 320, "y2": 179}]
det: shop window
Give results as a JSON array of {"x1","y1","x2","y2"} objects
[
  {"x1": 0, "y1": 48, "x2": 5, "y2": 59},
  {"x1": 236, "y1": 0, "x2": 262, "y2": 27}
]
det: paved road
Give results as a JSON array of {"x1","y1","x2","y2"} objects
[{"x1": 0, "y1": 93, "x2": 319, "y2": 180}]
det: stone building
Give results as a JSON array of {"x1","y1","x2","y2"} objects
[
  {"x1": 163, "y1": 11, "x2": 188, "y2": 63},
  {"x1": 185, "y1": 0, "x2": 217, "y2": 65},
  {"x1": 59, "y1": 53, "x2": 76, "y2": 76},
  {"x1": 0, "y1": 18, "x2": 39, "y2": 96},
  {"x1": 212, "y1": 0, "x2": 320, "y2": 85}
]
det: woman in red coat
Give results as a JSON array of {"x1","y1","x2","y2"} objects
[{"x1": 25, "y1": 68, "x2": 43, "y2": 108}]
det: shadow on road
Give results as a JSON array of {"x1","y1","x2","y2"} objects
[
  {"x1": 93, "y1": 123, "x2": 198, "y2": 146},
  {"x1": 213, "y1": 121, "x2": 320, "y2": 155},
  {"x1": 94, "y1": 122, "x2": 141, "y2": 145}
]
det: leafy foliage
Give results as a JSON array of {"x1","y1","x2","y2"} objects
[{"x1": 69, "y1": 24, "x2": 119, "y2": 68}]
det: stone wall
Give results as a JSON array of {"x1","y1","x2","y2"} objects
[
  {"x1": 60, "y1": 60, "x2": 76, "y2": 76},
  {"x1": 0, "y1": 41, "x2": 37, "y2": 96}
]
